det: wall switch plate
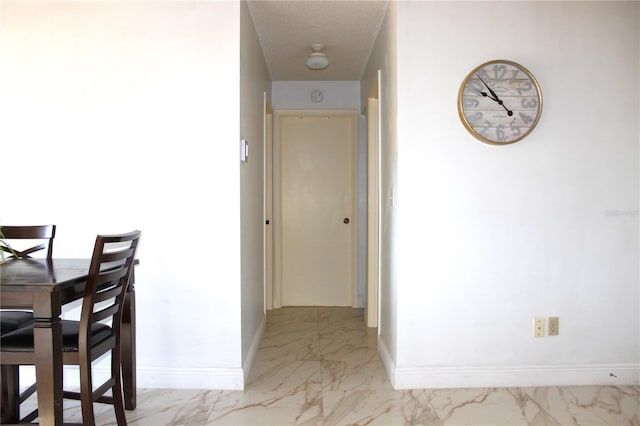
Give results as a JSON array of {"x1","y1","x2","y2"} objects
[
  {"x1": 534, "y1": 318, "x2": 545, "y2": 337},
  {"x1": 548, "y1": 316, "x2": 559, "y2": 336},
  {"x1": 240, "y1": 139, "x2": 249, "y2": 162}
]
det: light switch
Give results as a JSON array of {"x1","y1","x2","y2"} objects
[{"x1": 241, "y1": 139, "x2": 249, "y2": 162}]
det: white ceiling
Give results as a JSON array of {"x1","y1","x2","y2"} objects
[{"x1": 246, "y1": 0, "x2": 389, "y2": 81}]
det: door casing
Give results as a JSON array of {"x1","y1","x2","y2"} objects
[
  {"x1": 264, "y1": 94, "x2": 273, "y2": 311},
  {"x1": 366, "y1": 95, "x2": 380, "y2": 327}
]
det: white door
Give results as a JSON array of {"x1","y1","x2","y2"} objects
[{"x1": 276, "y1": 110, "x2": 357, "y2": 306}]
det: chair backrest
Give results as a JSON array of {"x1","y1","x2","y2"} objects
[
  {"x1": 0, "y1": 225, "x2": 56, "y2": 259},
  {"x1": 79, "y1": 230, "x2": 140, "y2": 353}
]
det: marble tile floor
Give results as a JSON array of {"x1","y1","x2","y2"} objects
[{"x1": 18, "y1": 307, "x2": 640, "y2": 425}]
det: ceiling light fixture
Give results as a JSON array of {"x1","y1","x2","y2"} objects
[{"x1": 305, "y1": 43, "x2": 329, "y2": 70}]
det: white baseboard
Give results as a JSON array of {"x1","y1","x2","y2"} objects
[
  {"x1": 392, "y1": 363, "x2": 640, "y2": 389},
  {"x1": 58, "y1": 318, "x2": 267, "y2": 391},
  {"x1": 377, "y1": 344, "x2": 639, "y2": 389},
  {"x1": 58, "y1": 362, "x2": 639, "y2": 392},
  {"x1": 377, "y1": 336, "x2": 397, "y2": 388},
  {"x1": 138, "y1": 366, "x2": 246, "y2": 390},
  {"x1": 58, "y1": 365, "x2": 245, "y2": 390},
  {"x1": 243, "y1": 315, "x2": 266, "y2": 383}
]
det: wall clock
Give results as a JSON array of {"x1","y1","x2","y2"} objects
[
  {"x1": 458, "y1": 60, "x2": 542, "y2": 145},
  {"x1": 310, "y1": 89, "x2": 324, "y2": 103}
]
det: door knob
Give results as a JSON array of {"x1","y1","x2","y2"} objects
[{"x1": 343, "y1": 218, "x2": 350, "y2": 224}]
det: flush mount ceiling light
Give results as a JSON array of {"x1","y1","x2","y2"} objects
[{"x1": 305, "y1": 43, "x2": 329, "y2": 70}]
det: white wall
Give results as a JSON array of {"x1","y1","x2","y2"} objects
[
  {"x1": 361, "y1": 0, "x2": 398, "y2": 378},
  {"x1": 393, "y1": 1, "x2": 639, "y2": 388},
  {"x1": 0, "y1": 1, "x2": 245, "y2": 389},
  {"x1": 239, "y1": 0, "x2": 271, "y2": 382}
]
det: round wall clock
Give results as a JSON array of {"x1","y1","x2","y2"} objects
[
  {"x1": 458, "y1": 60, "x2": 542, "y2": 145},
  {"x1": 310, "y1": 89, "x2": 324, "y2": 103}
]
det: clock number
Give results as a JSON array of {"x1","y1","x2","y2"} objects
[
  {"x1": 516, "y1": 81, "x2": 533, "y2": 95},
  {"x1": 467, "y1": 78, "x2": 483, "y2": 93},
  {"x1": 466, "y1": 111, "x2": 483, "y2": 124},
  {"x1": 519, "y1": 112, "x2": 534, "y2": 124},
  {"x1": 477, "y1": 120, "x2": 492, "y2": 137},
  {"x1": 509, "y1": 69, "x2": 519, "y2": 84},
  {"x1": 496, "y1": 124, "x2": 506, "y2": 142},
  {"x1": 509, "y1": 120, "x2": 522, "y2": 137},
  {"x1": 463, "y1": 97, "x2": 479, "y2": 108},
  {"x1": 477, "y1": 69, "x2": 491, "y2": 82},
  {"x1": 521, "y1": 98, "x2": 538, "y2": 108},
  {"x1": 492, "y1": 64, "x2": 507, "y2": 80}
]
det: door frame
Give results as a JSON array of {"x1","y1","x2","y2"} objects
[
  {"x1": 272, "y1": 109, "x2": 359, "y2": 308},
  {"x1": 264, "y1": 93, "x2": 274, "y2": 311},
  {"x1": 366, "y1": 83, "x2": 381, "y2": 327}
]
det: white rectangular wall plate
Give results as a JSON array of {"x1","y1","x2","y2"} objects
[
  {"x1": 548, "y1": 316, "x2": 559, "y2": 336},
  {"x1": 534, "y1": 318, "x2": 545, "y2": 337},
  {"x1": 240, "y1": 139, "x2": 249, "y2": 162}
]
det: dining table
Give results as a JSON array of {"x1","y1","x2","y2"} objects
[{"x1": 0, "y1": 258, "x2": 138, "y2": 425}]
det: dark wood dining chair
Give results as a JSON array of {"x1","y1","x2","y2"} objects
[
  {"x1": 0, "y1": 225, "x2": 56, "y2": 260},
  {"x1": 0, "y1": 230, "x2": 141, "y2": 426},
  {"x1": 0, "y1": 225, "x2": 56, "y2": 333},
  {"x1": 0, "y1": 225, "x2": 57, "y2": 422}
]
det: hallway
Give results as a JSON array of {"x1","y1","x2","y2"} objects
[{"x1": 26, "y1": 307, "x2": 640, "y2": 424}]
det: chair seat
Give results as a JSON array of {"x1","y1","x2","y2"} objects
[
  {"x1": 0, "y1": 321, "x2": 113, "y2": 353},
  {"x1": 0, "y1": 311, "x2": 34, "y2": 335}
]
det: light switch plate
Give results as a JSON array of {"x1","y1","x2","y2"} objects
[{"x1": 240, "y1": 139, "x2": 249, "y2": 162}]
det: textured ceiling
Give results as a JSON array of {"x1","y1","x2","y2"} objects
[{"x1": 247, "y1": 0, "x2": 389, "y2": 81}]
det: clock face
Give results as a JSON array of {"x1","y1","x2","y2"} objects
[
  {"x1": 458, "y1": 60, "x2": 542, "y2": 145},
  {"x1": 311, "y1": 89, "x2": 324, "y2": 103}
]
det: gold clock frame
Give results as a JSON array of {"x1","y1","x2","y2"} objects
[{"x1": 457, "y1": 59, "x2": 543, "y2": 145}]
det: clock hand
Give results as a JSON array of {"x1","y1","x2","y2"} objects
[
  {"x1": 475, "y1": 89, "x2": 498, "y2": 102},
  {"x1": 476, "y1": 75, "x2": 514, "y2": 117},
  {"x1": 477, "y1": 75, "x2": 501, "y2": 101}
]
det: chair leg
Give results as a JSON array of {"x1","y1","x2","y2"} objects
[
  {"x1": 1, "y1": 366, "x2": 20, "y2": 423},
  {"x1": 79, "y1": 353, "x2": 96, "y2": 426},
  {"x1": 111, "y1": 347, "x2": 127, "y2": 426}
]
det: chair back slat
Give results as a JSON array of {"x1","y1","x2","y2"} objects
[
  {"x1": 0, "y1": 225, "x2": 56, "y2": 259},
  {"x1": 92, "y1": 304, "x2": 120, "y2": 323},
  {"x1": 101, "y1": 247, "x2": 136, "y2": 264},
  {"x1": 79, "y1": 230, "x2": 140, "y2": 354},
  {"x1": 94, "y1": 285, "x2": 123, "y2": 304},
  {"x1": 95, "y1": 267, "x2": 129, "y2": 288}
]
